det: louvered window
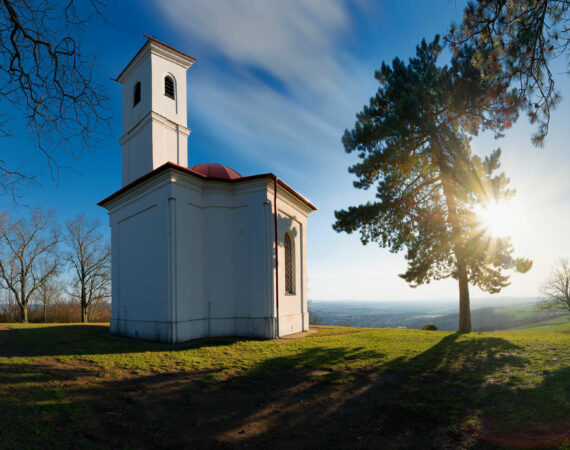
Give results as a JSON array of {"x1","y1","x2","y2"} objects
[
  {"x1": 285, "y1": 233, "x2": 294, "y2": 294},
  {"x1": 133, "y1": 81, "x2": 141, "y2": 107},
  {"x1": 164, "y1": 75, "x2": 175, "y2": 99}
]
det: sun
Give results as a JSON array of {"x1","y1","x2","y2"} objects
[{"x1": 477, "y1": 202, "x2": 514, "y2": 237}]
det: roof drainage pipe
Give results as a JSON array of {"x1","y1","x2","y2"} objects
[{"x1": 273, "y1": 177, "x2": 280, "y2": 339}]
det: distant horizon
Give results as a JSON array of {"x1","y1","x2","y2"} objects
[{"x1": 309, "y1": 296, "x2": 540, "y2": 305}]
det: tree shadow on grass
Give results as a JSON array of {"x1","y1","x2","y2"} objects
[
  {"x1": 1, "y1": 330, "x2": 568, "y2": 448},
  {"x1": 477, "y1": 366, "x2": 570, "y2": 448}
]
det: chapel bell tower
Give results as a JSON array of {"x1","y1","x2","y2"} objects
[{"x1": 116, "y1": 35, "x2": 196, "y2": 186}]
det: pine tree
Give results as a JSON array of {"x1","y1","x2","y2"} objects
[
  {"x1": 448, "y1": 0, "x2": 569, "y2": 145},
  {"x1": 333, "y1": 37, "x2": 532, "y2": 332}
]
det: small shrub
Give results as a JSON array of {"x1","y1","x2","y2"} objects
[{"x1": 422, "y1": 324, "x2": 438, "y2": 331}]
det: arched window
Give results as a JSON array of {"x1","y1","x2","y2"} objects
[
  {"x1": 164, "y1": 75, "x2": 175, "y2": 99},
  {"x1": 133, "y1": 81, "x2": 141, "y2": 107},
  {"x1": 284, "y1": 233, "x2": 295, "y2": 294}
]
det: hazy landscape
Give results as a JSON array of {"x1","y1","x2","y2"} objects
[{"x1": 309, "y1": 298, "x2": 570, "y2": 332}]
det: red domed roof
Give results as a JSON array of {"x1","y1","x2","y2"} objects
[{"x1": 190, "y1": 163, "x2": 243, "y2": 180}]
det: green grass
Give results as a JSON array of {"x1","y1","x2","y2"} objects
[
  {"x1": 492, "y1": 304, "x2": 537, "y2": 318},
  {"x1": 509, "y1": 314, "x2": 570, "y2": 331},
  {"x1": 1, "y1": 323, "x2": 569, "y2": 448}
]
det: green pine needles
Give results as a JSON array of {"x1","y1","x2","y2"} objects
[{"x1": 334, "y1": 36, "x2": 532, "y2": 332}]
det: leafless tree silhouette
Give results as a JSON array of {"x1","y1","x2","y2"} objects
[
  {"x1": 538, "y1": 257, "x2": 570, "y2": 312},
  {"x1": 66, "y1": 214, "x2": 110, "y2": 323},
  {"x1": 0, "y1": 0, "x2": 111, "y2": 196},
  {"x1": 0, "y1": 208, "x2": 60, "y2": 322}
]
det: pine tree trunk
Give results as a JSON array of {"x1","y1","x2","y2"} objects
[
  {"x1": 438, "y1": 158, "x2": 472, "y2": 333},
  {"x1": 457, "y1": 261, "x2": 471, "y2": 332}
]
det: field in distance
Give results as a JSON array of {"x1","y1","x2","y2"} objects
[
  {"x1": 308, "y1": 298, "x2": 570, "y2": 332},
  {"x1": 508, "y1": 314, "x2": 570, "y2": 332},
  {"x1": 0, "y1": 323, "x2": 568, "y2": 448}
]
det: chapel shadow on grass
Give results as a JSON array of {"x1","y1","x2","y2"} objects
[{"x1": 0, "y1": 324, "x2": 262, "y2": 358}]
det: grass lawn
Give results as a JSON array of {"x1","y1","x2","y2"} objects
[
  {"x1": 0, "y1": 323, "x2": 568, "y2": 448},
  {"x1": 509, "y1": 315, "x2": 570, "y2": 332}
]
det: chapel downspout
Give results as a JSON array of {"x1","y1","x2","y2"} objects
[{"x1": 273, "y1": 177, "x2": 280, "y2": 338}]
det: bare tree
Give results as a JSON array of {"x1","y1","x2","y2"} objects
[
  {"x1": 538, "y1": 257, "x2": 570, "y2": 312},
  {"x1": 66, "y1": 215, "x2": 110, "y2": 323},
  {"x1": 33, "y1": 276, "x2": 63, "y2": 322},
  {"x1": 0, "y1": 0, "x2": 111, "y2": 196},
  {"x1": 0, "y1": 208, "x2": 60, "y2": 322},
  {"x1": 0, "y1": 289, "x2": 18, "y2": 321}
]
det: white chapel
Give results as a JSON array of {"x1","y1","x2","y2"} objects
[{"x1": 99, "y1": 36, "x2": 316, "y2": 343}]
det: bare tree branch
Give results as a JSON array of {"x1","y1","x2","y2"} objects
[
  {"x1": 0, "y1": 207, "x2": 60, "y2": 322},
  {"x1": 65, "y1": 214, "x2": 110, "y2": 323},
  {"x1": 538, "y1": 257, "x2": 570, "y2": 311},
  {"x1": 0, "y1": 0, "x2": 111, "y2": 196}
]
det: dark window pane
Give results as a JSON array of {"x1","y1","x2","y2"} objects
[
  {"x1": 285, "y1": 233, "x2": 294, "y2": 294},
  {"x1": 133, "y1": 82, "x2": 141, "y2": 107},
  {"x1": 164, "y1": 76, "x2": 175, "y2": 99}
]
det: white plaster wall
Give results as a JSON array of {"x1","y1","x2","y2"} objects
[
  {"x1": 150, "y1": 51, "x2": 188, "y2": 126},
  {"x1": 120, "y1": 121, "x2": 153, "y2": 186},
  {"x1": 151, "y1": 114, "x2": 189, "y2": 169},
  {"x1": 105, "y1": 169, "x2": 311, "y2": 343},
  {"x1": 119, "y1": 43, "x2": 191, "y2": 186},
  {"x1": 108, "y1": 173, "x2": 173, "y2": 341},
  {"x1": 121, "y1": 54, "x2": 152, "y2": 136},
  {"x1": 172, "y1": 176, "x2": 275, "y2": 341},
  {"x1": 269, "y1": 183, "x2": 311, "y2": 337}
]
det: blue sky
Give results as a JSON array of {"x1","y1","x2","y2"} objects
[{"x1": 2, "y1": 0, "x2": 569, "y2": 302}]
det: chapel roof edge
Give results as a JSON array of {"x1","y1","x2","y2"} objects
[
  {"x1": 98, "y1": 162, "x2": 317, "y2": 212},
  {"x1": 114, "y1": 34, "x2": 196, "y2": 84}
]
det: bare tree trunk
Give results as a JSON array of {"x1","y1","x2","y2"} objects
[
  {"x1": 20, "y1": 304, "x2": 28, "y2": 323},
  {"x1": 0, "y1": 209, "x2": 60, "y2": 325},
  {"x1": 457, "y1": 261, "x2": 471, "y2": 332},
  {"x1": 43, "y1": 303, "x2": 47, "y2": 322},
  {"x1": 66, "y1": 215, "x2": 110, "y2": 325}
]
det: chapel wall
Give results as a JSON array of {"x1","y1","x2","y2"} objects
[
  {"x1": 121, "y1": 123, "x2": 154, "y2": 186},
  {"x1": 172, "y1": 177, "x2": 275, "y2": 340},
  {"x1": 108, "y1": 176, "x2": 173, "y2": 341},
  {"x1": 149, "y1": 51, "x2": 188, "y2": 125},
  {"x1": 271, "y1": 186, "x2": 311, "y2": 336},
  {"x1": 151, "y1": 115, "x2": 188, "y2": 168},
  {"x1": 121, "y1": 56, "x2": 152, "y2": 136}
]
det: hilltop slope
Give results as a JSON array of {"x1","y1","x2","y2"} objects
[{"x1": 0, "y1": 324, "x2": 568, "y2": 448}]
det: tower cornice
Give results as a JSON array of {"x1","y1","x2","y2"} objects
[
  {"x1": 119, "y1": 111, "x2": 191, "y2": 146},
  {"x1": 116, "y1": 36, "x2": 196, "y2": 84}
]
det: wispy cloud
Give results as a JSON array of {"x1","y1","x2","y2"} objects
[
  {"x1": 151, "y1": 0, "x2": 373, "y2": 172},
  {"x1": 157, "y1": 0, "x2": 356, "y2": 90}
]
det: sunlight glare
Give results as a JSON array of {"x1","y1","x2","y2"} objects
[{"x1": 477, "y1": 203, "x2": 514, "y2": 238}]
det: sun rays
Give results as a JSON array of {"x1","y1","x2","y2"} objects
[{"x1": 477, "y1": 202, "x2": 515, "y2": 238}]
